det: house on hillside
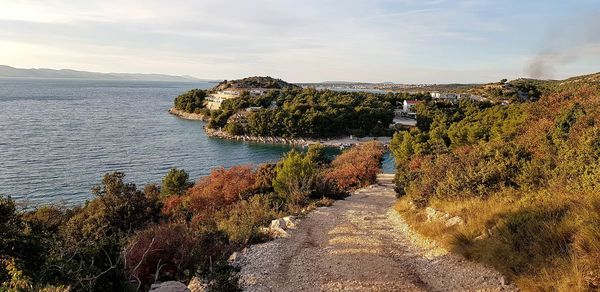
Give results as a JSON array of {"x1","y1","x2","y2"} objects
[
  {"x1": 205, "y1": 91, "x2": 241, "y2": 110},
  {"x1": 222, "y1": 90, "x2": 241, "y2": 96},
  {"x1": 431, "y1": 91, "x2": 458, "y2": 101},
  {"x1": 403, "y1": 100, "x2": 418, "y2": 115},
  {"x1": 250, "y1": 88, "x2": 269, "y2": 96}
]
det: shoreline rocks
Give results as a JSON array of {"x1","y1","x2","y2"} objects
[
  {"x1": 168, "y1": 107, "x2": 209, "y2": 121},
  {"x1": 204, "y1": 128, "x2": 310, "y2": 146}
]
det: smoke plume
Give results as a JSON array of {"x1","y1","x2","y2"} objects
[{"x1": 527, "y1": 14, "x2": 600, "y2": 79}]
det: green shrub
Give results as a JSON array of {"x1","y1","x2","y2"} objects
[
  {"x1": 217, "y1": 195, "x2": 279, "y2": 245},
  {"x1": 174, "y1": 89, "x2": 206, "y2": 113},
  {"x1": 161, "y1": 168, "x2": 192, "y2": 197}
]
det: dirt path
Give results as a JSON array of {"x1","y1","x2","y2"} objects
[{"x1": 237, "y1": 174, "x2": 517, "y2": 292}]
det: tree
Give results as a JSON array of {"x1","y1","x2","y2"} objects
[
  {"x1": 305, "y1": 143, "x2": 329, "y2": 166},
  {"x1": 123, "y1": 223, "x2": 196, "y2": 290},
  {"x1": 174, "y1": 89, "x2": 207, "y2": 113},
  {"x1": 272, "y1": 150, "x2": 316, "y2": 208},
  {"x1": 161, "y1": 168, "x2": 191, "y2": 197}
]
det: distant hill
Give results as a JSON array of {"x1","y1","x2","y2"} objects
[
  {"x1": 455, "y1": 72, "x2": 600, "y2": 102},
  {"x1": 0, "y1": 65, "x2": 216, "y2": 82},
  {"x1": 212, "y1": 76, "x2": 301, "y2": 91}
]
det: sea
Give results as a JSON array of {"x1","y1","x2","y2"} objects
[{"x1": 0, "y1": 78, "x2": 395, "y2": 206}]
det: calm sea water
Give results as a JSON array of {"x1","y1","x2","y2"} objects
[{"x1": 0, "y1": 78, "x2": 394, "y2": 206}]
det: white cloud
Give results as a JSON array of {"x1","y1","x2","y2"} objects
[{"x1": 0, "y1": 0, "x2": 597, "y2": 83}]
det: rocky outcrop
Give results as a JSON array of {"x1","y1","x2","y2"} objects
[
  {"x1": 168, "y1": 108, "x2": 208, "y2": 121},
  {"x1": 204, "y1": 128, "x2": 308, "y2": 146},
  {"x1": 149, "y1": 281, "x2": 190, "y2": 292},
  {"x1": 260, "y1": 216, "x2": 298, "y2": 239},
  {"x1": 425, "y1": 207, "x2": 465, "y2": 227}
]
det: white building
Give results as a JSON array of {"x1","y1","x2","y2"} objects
[
  {"x1": 250, "y1": 88, "x2": 268, "y2": 96},
  {"x1": 403, "y1": 100, "x2": 418, "y2": 113},
  {"x1": 431, "y1": 91, "x2": 459, "y2": 100}
]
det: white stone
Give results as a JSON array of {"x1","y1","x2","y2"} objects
[
  {"x1": 228, "y1": 252, "x2": 238, "y2": 264},
  {"x1": 445, "y1": 216, "x2": 465, "y2": 227},
  {"x1": 426, "y1": 207, "x2": 442, "y2": 222},
  {"x1": 282, "y1": 216, "x2": 297, "y2": 228},
  {"x1": 269, "y1": 219, "x2": 289, "y2": 238}
]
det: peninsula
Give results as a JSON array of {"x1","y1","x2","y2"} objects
[{"x1": 169, "y1": 76, "x2": 427, "y2": 146}]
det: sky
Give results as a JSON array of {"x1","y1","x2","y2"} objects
[{"x1": 0, "y1": 0, "x2": 599, "y2": 83}]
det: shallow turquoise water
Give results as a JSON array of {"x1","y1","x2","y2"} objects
[{"x1": 0, "y1": 78, "x2": 394, "y2": 205}]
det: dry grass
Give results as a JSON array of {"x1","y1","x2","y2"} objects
[{"x1": 394, "y1": 188, "x2": 600, "y2": 291}]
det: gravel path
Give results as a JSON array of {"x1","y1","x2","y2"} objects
[{"x1": 237, "y1": 174, "x2": 517, "y2": 292}]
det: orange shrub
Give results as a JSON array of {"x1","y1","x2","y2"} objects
[
  {"x1": 325, "y1": 141, "x2": 385, "y2": 190},
  {"x1": 186, "y1": 165, "x2": 256, "y2": 217}
]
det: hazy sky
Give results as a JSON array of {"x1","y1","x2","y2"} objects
[{"x1": 1, "y1": 0, "x2": 599, "y2": 83}]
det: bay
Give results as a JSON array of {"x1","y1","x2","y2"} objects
[{"x1": 0, "y1": 78, "x2": 394, "y2": 206}]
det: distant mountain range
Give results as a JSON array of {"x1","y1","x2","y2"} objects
[{"x1": 0, "y1": 65, "x2": 219, "y2": 82}]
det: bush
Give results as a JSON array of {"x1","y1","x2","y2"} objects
[
  {"x1": 161, "y1": 168, "x2": 191, "y2": 197},
  {"x1": 217, "y1": 196, "x2": 279, "y2": 245},
  {"x1": 123, "y1": 223, "x2": 196, "y2": 290},
  {"x1": 272, "y1": 150, "x2": 316, "y2": 209},
  {"x1": 253, "y1": 164, "x2": 277, "y2": 193},
  {"x1": 224, "y1": 122, "x2": 245, "y2": 135},
  {"x1": 187, "y1": 166, "x2": 256, "y2": 217},
  {"x1": 174, "y1": 89, "x2": 206, "y2": 113},
  {"x1": 325, "y1": 141, "x2": 385, "y2": 190}
]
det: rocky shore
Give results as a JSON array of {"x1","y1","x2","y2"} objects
[
  {"x1": 168, "y1": 109, "x2": 391, "y2": 147},
  {"x1": 168, "y1": 107, "x2": 208, "y2": 121},
  {"x1": 204, "y1": 128, "x2": 309, "y2": 145},
  {"x1": 204, "y1": 128, "x2": 391, "y2": 148}
]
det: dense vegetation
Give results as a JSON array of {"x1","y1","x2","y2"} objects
[
  {"x1": 391, "y1": 73, "x2": 600, "y2": 290},
  {"x1": 209, "y1": 88, "x2": 426, "y2": 138},
  {"x1": 212, "y1": 76, "x2": 300, "y2": 92},
  {"x1": 173, "y1": 89, "x2": 207, "y2": 114},
  {"x1": 0, "y1": 142, "x2": 385, "y2": 291}
]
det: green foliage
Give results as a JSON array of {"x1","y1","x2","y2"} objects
[
  {"x1": 174, "y1": 89, "x2": 207, "y2": 113},
  {"x1": 213, "y1": 88, "x2": 396, "y2": 138},
  {"x1": 207, "y1": 110, "x2": 232, "y2": 129},
  {"x1": 217, "y1": 195, "x2": 278, "y2": 245},
  {"x1": 224, "y1": 121, "x2": 245, "y2": 135},
  {"x1": 305, "y1": 143, "x2": 330, "y2": 166},
  {"x1": 253, "y1": 164, "x2": 277, "y2": 193},
  {"x1": 161, "y1": 168, "x2": 191, "y2": 197},
  {"x1": 272, "y1": 150, "x2": 317, "y2": 208}
]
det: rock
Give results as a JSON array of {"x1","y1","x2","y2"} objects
[
  {"x1": 187, "y1": 277, "x2": 207, "y2": 292},
  {"x1": 426, "y1": 207, "x2": 443, "y2": 222},
  {"x1": 228, "y1": 252, "x2": 239, "y2": 264},
  {"x1": 445, "y1": 216, "x2": 465, "y2": 227},
  {"x1": 474, "y1": 232, "x2": 489, "y2": 241},
  {"x1": 269, "y1": 219, "x2": 289, "y2": 238},
  {"x1": 282, "y1": 216, "x2": 297, "y2": 228},
  {"x1": 271, "y1": 218, "x2": 287, "y2": 230},
  {"x1": 149, "y1": 281, "x2": 190, "y2": 292}
]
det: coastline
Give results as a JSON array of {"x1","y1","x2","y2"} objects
[
  {"x1": 168, "y1": 107, "x2": 209, "y2": 121},
  {"x1": 204, "y1": 127, "x2": 391, "y2": 148}
]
